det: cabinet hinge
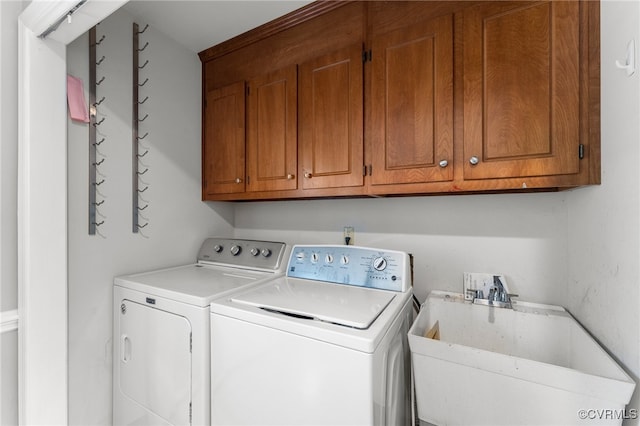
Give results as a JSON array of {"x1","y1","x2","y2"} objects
[
  {"x1": 363, "y1": 165, "x2": 367, "y2": 176},
  {"x1": 189, "y1": 402, "x2": 192, "y2": 423},
  {"x1": 246, "y1": 176, "x2": 250, "y2": 185},
  {"x1": 362, "y1": 49, "x2": 372, "y2": 63},
  {"x1": 246, "y1": 86, "x2": 250, "y2": 96},
  {"x1": 189, "y1": 333, "x2": 192, "y2": 353},
  {"x1": 578, "y1": 144, "x2": 585, "y2": 159}
]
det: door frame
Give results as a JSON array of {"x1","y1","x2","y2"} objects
[{"x1": 17, "y1": 2, "x2": 127, "y2": 424}]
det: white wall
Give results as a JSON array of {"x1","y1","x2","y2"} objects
[
  {"x1": 567, "y1": 0, "x2": 640, "y2": 420},
  {"x1": 235, "y1": 194, "x2": 568, "y2": 305},
  {"x1": 66, "y1": 8, "x2": 233, "y2": 425}
]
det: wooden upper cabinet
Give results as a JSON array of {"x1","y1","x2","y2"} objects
[
  {"x1": 202, "y1": 81, "x2": 246, "y2": 197},
  {"x1": 463, "y1": 1, "x2": 580, "y2": 180},
  {"x1": 246, "y1": 65, "x2": 298, "y2": 192},
  {"x1": 369, "y1": 13, "x2": 454, "y2": 185},
  {"x1": 299, "y1": 44, "x2": 364, "y2": 190}
]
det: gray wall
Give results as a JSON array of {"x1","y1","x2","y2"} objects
[
  {"x1": 66, "y1": 8, "x2": 233, "y2": 425},
  {"x1": 1, "y1": 2, "x2": 24, "y2": 425}
]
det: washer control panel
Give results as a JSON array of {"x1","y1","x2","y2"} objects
[
  {"x1": 287, "y1": 245, "x2": 411, "y2": 292},
  {"x1": 197, "y1": 238, "x2": 287, "y2": 271}
]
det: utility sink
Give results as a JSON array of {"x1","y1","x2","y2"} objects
[{"x1": 409, "y1": 291, "x2": 636, "y2": 425}]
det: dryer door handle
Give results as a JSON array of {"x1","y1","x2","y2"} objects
[{"x1": 121, "y1": 334, "x2": 131, "y2": 363}]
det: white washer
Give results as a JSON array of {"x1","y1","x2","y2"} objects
[
  {"x1": 113, "y1": 238, "x2": 289, "y2": 426},
  {"x1": 209, "y1": 245, "x2": 414, "y2": 426}
]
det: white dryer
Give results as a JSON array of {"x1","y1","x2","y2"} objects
[
  {"x1": 113, "y1": 238, "x2": 289, "y2": 426},
  {"x1": 209, "y1": 245, "x2": 414, "y2": 426}
]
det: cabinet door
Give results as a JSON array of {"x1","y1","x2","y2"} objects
[
  {"x1": 246, "y1": 65, "x2": 297, "y2": 192},
  {"x1": 203, "y1": 81, "x2": 246, "y2": 196},
  {"x1": 299, "y1": 44, "x2": 364, "y2": 189},
  {"x1": 369, "y1": 14, "x2": 454, "y2": 185},
  {"x1": 463, "y1": 1, "x2": 580, "y2": 179}
]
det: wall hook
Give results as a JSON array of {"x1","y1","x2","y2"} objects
[
  {"x1": 96, "y1": 76, "x2": 106, "y2": 85},
  {"x1": 93, "y1": 117, "x2": 105, "y2": 126},
  {"x1": 138, "y1": 41, "x2": 149, "y2": 52},
  {"x1": 96, "y1": 55, "x2": 106, "y2": 65},
  {"x1": 138, "y1": 114, "x2": 149, "y2": 122},
  {"x1": 137, "y1": 132, "x2": 149, "y2": 140},
  {"x1": 138, "y1": 96, "x2": 149, "y2": 105},
  {"x1": 615, "y1": 39, "x2": 636, "y2": 76},
  {"x1": 94, "y1": 96, "x2": 105, "y2": 106},
  {"x1": 138, "y1": 78, "x2": 149, "y2": 87},
  {"x1": 93, "y1": 34, "x2": 106, "y2": 46},
  {"x1": 136, "y1": 24, "x2": 149, "y2": 34},
  {"x1": 139, "y1": 60, "x2": 149, "y2": 69}
]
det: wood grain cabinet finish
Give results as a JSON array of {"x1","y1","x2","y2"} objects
[
  {"x1": 369, "y1": 13, "x2": 454, "y2": 186},
  {"x1": 202, "y1": 81, "x2": 246, "y2": 196},
  {"x1": 246, "y1": 65, "x2": 298, "y2": 192},
  {"x1": 299, "y1": 44, "x2": 364, "y2": 190},
  {"x1": 463, "y1": 1, "x2": 580, "y2": 180},
  {"x1": 199, "y1": 0, "x2": 599, "y2": 201}
]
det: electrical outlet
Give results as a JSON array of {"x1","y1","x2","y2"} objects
[{"x1": 343, "y1": 226, "x2": 354, "y2": 245}]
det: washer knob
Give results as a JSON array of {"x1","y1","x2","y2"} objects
[
  {"x1": 373, "y1": 257, "x2": 387, "y2": 271},
  {"x1": 230, "y1": 245, "x2": 241, "y2": 256},
  {"x1": 261, "y1": 248, "x2": 272, "y2": 257},
  {"x1": 250, "y1": 248, "x2": 260, "y2": 256},
  {"x1": 213, "y1": 245, "x2": 223, "y2": 253}
]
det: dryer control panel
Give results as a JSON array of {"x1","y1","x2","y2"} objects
[
  {"x1": 197, "y1": 238, "x2": 288, "y2": 271},
  {"x1": 287, "y1": 245, "x2": 411, "y2": 292}
]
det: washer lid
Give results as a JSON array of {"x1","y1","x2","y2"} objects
[{"x1": 230, "y1": 278, "x2": 395, "y2": 329}]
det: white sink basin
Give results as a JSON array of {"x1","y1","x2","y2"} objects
[{"x1": 409, "y1": 291, "x2": 636, "y2": 425}]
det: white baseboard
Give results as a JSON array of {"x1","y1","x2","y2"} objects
[{"x1": 1, "y1": 310, "x2": 19, "y2": 334}]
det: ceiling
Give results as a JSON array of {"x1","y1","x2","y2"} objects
[{"x1": 122, "y1": 0, "x2": 314, "y2": 53}]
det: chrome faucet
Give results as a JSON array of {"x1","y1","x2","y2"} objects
[
  {"x1": 466, "y1": 276, "x2": 517, "y2": 309},
  {"x1": 488, "y1": 276, "x2": 516, "y2": 308}
]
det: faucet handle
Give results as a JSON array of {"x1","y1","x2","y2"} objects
[{"x1": 465, "y1": 288, "x2": 483, "y2": 300}]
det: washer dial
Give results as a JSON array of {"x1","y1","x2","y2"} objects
[{"x1": 372, "y1": 256, "x2": 387, "y2": 271}]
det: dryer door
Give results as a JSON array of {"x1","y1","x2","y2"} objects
[{"x1": 118, "y1": 299, "x2": 192, "y2": 425}]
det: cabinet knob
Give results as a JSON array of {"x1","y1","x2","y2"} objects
[
  {"x1": 286, "y1": 174, "x2": 295, "y2": 180},
  {"x1": 469, "y1": 156, "x2": 479, "y2": 165},
  {"x1": 304, "y1": 172, "x2": 313, "y2": 179},
  {"x1": 235, "y1": 177, "x2": 243, "y2": 183},
  {"x1": 439, "y1": 159, "x2": 448, "y2": 168}
]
